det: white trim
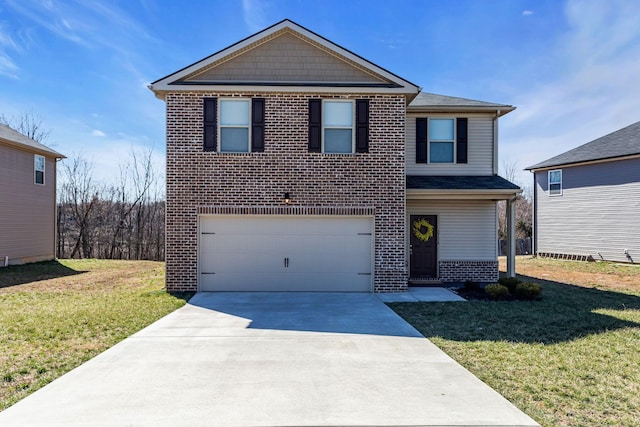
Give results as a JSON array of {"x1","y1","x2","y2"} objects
[
  {"x1": 218, "y1": 98, "x2": 251, "y2": 153},
  {"x1": 548, "y1": 169, "x2": 562, "y2": 196},
  {"x1": 34, "y1": 154, "x2": 45, "y2": 185},
  {"x1": 428, "y1": 118, "x2": 456, "y2": 164},
  {"x1": 148, "y1": 20, "x2": 420, "y2": 97},
  {"x1": 322, "y1": 99, "x2": 355, "y2": 154},
  {"x1": 406, "y1": 188, "x2": 522, "y2": 200}
]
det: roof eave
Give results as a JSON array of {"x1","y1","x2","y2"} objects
[
  {"x1": 526, "y1": 152, "x2": 640, "y2": 172},
  {"x1": 0, "y1": 138, "x2": 65, "y2": 159},
  {"x1": 406, "y1": 188, "x2": 522, "y2": 200},
  {"x1": 407, "y1": 105, "x2": 516, "y2": 117}
]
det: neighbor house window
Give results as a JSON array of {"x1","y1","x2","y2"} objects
[
  {"x1": 549, "y1": 169, "x2": 562, "y2": 195},
  {"x1": 429, "y1": 118, "x2": 455, "y2": 163},
  {"x1": 219, "y1": 99, "x2": 250, "y2": 153},
  {"x1": 34, "y1": 154, "x2": 45, "y2": 185},
  {"x1": 323, "y1": 100, "x2": 354, "y2": 153}
]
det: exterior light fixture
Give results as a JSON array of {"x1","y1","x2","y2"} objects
[{"x1": 284, "y1": 192, "x2": 291, "y2": 205}]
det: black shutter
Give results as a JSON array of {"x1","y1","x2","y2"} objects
[
  {"x1": 308, "y1": 99, "x2": 321, "y2": 152},
  {"x1": 203, "y1": 98, "x2": 217, "y2": 152},
  {"x1": 456, "y1": 118, "x2": 468, "y2": 163},
  {"x1": 251, "y1": 98, "x2": 265, "y2": 152},
  {"x1": 355, "y1": 99, "x2": 369, "y2": 153},
  {"x1": 416, "y1": 118, "x2": 428, "y2": 163}
]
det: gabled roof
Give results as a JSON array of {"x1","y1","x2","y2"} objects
[
  {"x1": 527, "y1": 120, "x2": 640, "y2": 170},
  {"x1": 149, "y1": 19, "x2": 420, "y2": 99},
  {"x1": 0, "y1": 123, "x2": 64, "y2": 158},
  {"x1": 408, "y1": 92, "x2": 515, "y2": 117}
]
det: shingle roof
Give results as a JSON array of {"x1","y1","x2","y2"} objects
[
  {"x1": 406, "y1": 175, "x2": 521, "y2": 191},
  {"x1": 526, "y1": 120, "x2": 640, "y2": 170},
  {"x1": 0, "y1": 123, "x2": 64, "y2": 158},
  {"x1": 407, "y1": 92, "x2": 515, "y2": 116}
]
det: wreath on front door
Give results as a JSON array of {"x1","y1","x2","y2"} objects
[{"x1": 412, "y1": 218, "x2": 434, "y2": 242}]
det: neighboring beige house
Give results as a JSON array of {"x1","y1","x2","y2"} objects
[
  {"x1": 149, "y1": 19, "x2": 520, "y2": 292},
  {"x1": 527, "y1": 120, "x2": 640, "y2": 263},
  {"x1": 0, "y1": 123, "x2": 65, "y2": 266}
]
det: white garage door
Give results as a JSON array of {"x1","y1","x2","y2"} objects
[{"x1": 199, "y1": 215, "x2": 373, "y2": 292}]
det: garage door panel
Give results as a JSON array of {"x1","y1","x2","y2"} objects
[
  {"x1": 201, "y1": 272, "x2": 371, "y2": 292},
  {"x1": 199, "y1": 215, "x2": 373, "y2": 292}
]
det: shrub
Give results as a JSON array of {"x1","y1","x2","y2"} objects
[
  {"x1": 515, "y1": 282, "x2": 542, "y2": 300},
  {"x1": 485, "y1": 283, "x2": 509, "y2": 300},
  {"x1": 498, "y1": 276, "x2": 521, "y2": 292},
  {"x1": 464, "y1": 280, "x2": 480, "y2": 291}
]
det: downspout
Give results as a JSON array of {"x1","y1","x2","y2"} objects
[{"x1": 493, "y1": 110, "x2": 500, "y2": 175}]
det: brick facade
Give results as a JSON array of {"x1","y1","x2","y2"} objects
[
  {"x1": 165, "y1": 91, "x2": 407, "y2": 292},
  {"x1": 438, "y1": 260, "x2": 499, "y2": 283}
]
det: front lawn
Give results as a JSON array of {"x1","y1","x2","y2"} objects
[
  {"x1": 391, "y1": 257, "x2": 640, "y2": 426},
  {"x1": 0, "y1": 259, "x2": 191, "y2": 411}
]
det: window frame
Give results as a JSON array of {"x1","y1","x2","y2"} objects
[
  {"x1": 322, "y1": 99, "x2": 355, "y2": 154},
  {"x1": 548, "y1": 169, "x2": 562, "y2": 196},
  {"x1": 218, "y1": 98, "x2": 251, "y2": 153},
  {"x1": 427, "y1": 118, "x2": 456, "y2": 164},
  {"x1": 34, "y1": 154, "x2": 45, "y2": 185}
]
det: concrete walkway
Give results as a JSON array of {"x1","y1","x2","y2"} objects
[
  {"x1": 377, "y1": 286, "x2": 466, "y2": 302},
  {"x1": 0, "y1": 292, "x2": 538, "y2": 426}
]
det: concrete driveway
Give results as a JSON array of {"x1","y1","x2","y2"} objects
[{"x1": 0, "y1": 292, "x2": 538, "y2": 426}]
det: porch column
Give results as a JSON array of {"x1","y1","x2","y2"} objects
[{"x1": 506, "y1": 197, "x2": 516, "y2": 278}]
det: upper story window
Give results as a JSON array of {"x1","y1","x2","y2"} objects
[
  {"x1": 203, "y1": 97, "x2": 265, "y2": 153},
  {"x1": 308, "y1": 99, "x2": 369, "y2": 154},
  {"x1": 429, "y1": 118, "x2": 455, "y2": 163},
  {"x1": 549, "y1": 169, "x2": 562, "y2": 196},
  {"x1": 34, "y1": 154, "x2": 45, "y2": 185},
  {"x1": 219, "y1": 99, "x2": 250, "y2": 153},
  {"x1": 323, "y1": 100, "x2": 354, "y2": 153},
  {"x1": 415, "y1": 117, "x2": 467, "y2": 164}
]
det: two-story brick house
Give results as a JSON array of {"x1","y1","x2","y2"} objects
[{"x1": 149, "y1": 19, "x2": 520, "y2": 292}]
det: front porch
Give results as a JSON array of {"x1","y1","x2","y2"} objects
[{"x1": 406, "y1": 175, "x2": 522, "y2": 283}]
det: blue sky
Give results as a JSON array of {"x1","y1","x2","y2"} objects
[{"x1": 1, "y1": 0, "x2": 639, "y2": 188}]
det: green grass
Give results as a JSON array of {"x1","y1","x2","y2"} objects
[
  {"x1": 0, "y1": 259, "x2": 192, "y2": 411},
  {"x1": 391, "y1": 259, "x2": 640, "y2": 426}
]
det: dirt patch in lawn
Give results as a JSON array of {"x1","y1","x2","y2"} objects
[
  {"x1": 499, "y1": 256, "x2": 640, "y2": 293},
  {"x1": 0, "y1": 259, "x2": 164, "y2": 293}
]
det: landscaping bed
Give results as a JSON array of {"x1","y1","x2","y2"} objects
[
  {"x1": 0, "y1": 259, "x2": 191, "y2": 411},
  {"x1": 391, "y1": 256, "x2": 640, "y2": 426}
]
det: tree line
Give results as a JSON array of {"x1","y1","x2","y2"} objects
[
  {"x1": 56, "y1": 152, "x2": 165, "y2": 261},
  {"x1": 2, "y1": 112, "x2": 166, "y2": 261}
]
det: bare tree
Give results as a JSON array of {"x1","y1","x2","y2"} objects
[
  {"x1": 58, "y1": 155, "x2": 101, "y2": 259},
  {"x1": 0, "y1": 112, "x2": 50, "y2": 143}
]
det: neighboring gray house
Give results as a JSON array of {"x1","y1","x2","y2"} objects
[
  {"x1": 0, "y1": 124, "x2": 65, "y2": 266},
  {"x1": 526, "y1": 120, "x2": 640, "y2": 263},
  {"x1": 149, "y1": 19, "x2": 521, "y2": 292}
]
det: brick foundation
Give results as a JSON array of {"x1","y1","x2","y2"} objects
[{"x1": 438, "y1": 260, "x2": 499, "y2": 283}]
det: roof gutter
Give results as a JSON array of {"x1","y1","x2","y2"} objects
[
  {"x1": 406, "y1": 105, "x2": 515, "y2": 117},
  {"x1": 406, "y1": 187, "x2": 522, "y2": 201}
]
